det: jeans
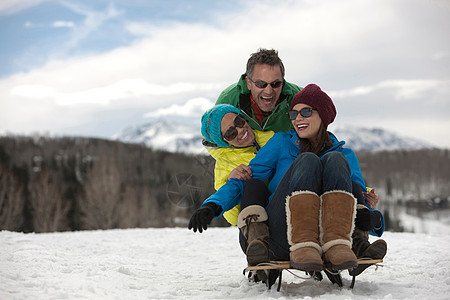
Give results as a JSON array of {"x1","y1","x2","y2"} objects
[{"x1": 265, "y1": 151, "x2": 352, "y2": 260}]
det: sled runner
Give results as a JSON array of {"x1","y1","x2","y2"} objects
[{"x1": 244, "y1": 259, "x2": 383, "y2": 291}]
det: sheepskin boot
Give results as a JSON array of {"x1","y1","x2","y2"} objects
[
  {"x1": 238, "y1": 205, "x2": 270, "y2": 266},
  {"x1": 350, "y1": 228, "x2": 387, "y2": 276},
  {"x1": 286, "y1": 191, "x2": 323, "y2": 271},
  {"x1": 320, "y1": 191, "x2": 358, "y2": 271}
]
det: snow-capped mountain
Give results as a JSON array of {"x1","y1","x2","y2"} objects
[
  {"x1": 114, "y1": 119, "x2": 435, "y2": 154},
  {"x1": 332, "y1": 126, "x2": 434, "y2": 151},
  {"x1": 113, "y1": 119, "x2": 205, "y2": 154}
]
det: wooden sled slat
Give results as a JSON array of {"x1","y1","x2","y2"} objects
[{"x1": 246, "y1": 259, "x2": 383, "y2": 271}]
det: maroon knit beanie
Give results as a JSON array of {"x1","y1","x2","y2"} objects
[{"x1": 290, "y1": 84, "x2": 336, "y2": 128}]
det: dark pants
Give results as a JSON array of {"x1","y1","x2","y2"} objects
[
  {"x1": 239, "y1": 151, "x2": 353, "y2": 260},
  {"x1": 238, "y1": 178, "x2": 270, "y2": 253}
]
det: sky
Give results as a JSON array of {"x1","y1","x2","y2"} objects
[{"x1": 0, "y1": 0, "x2": 449, "y2": 148}]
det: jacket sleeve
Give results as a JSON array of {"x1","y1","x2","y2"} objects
[
  {"x1": 343, "y1": 148, "x2": 385, "y2": 237},
  {"x1": 202, "y1": 178, "x2": 245, "y2": 217}
]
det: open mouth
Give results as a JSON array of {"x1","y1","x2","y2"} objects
[
  {"x1": 239, "y1": 130, "x2": 249, "y2": 141},
  {"x1": 261, "y1": 96, "x2": 273, "y2": 103},
  {"x1": 296, "y1": 124, "x2": 309, "y2": 131}
]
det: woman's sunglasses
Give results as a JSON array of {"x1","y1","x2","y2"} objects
[
  {"x1": 288, "y1": 107, "x2": 315, "y2": 120},
  {"x1": 223, "y1": 114, "x2": 246, "y2": 141},
  {"x1": 249, "y1": 78, "x2": 283, "y2": 89}
]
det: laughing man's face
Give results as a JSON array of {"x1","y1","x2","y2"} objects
[{"x1": 246, "y1": 64, "x2": 283, "y2": 113}]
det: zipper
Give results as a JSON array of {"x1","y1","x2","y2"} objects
[
  {"x1": 241, "y1": 110, "x2": 263, "y2": 131},
  {"x1": 261, "y1": 101, "x2": 289, "y2": 130}
]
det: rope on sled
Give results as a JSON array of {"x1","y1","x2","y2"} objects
[{"x1": 253, "y1": 262, "x2": 313, "y2": 280}]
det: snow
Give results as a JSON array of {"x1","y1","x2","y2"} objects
[{"x1": 1, "y1": 227, "x2": 449, "y2": 299}]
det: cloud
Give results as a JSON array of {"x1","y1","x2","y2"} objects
[
  {"x1": 53, "y1": 2, "x2": 123, "y2": 52},
  {"x1": 53, "y1": 21, "x2": 75, "y2": 28},
  {"x1": 144, "y1": 97, "x2": 214, "y2": 118},
  {"x1": 329, "y1": 79, "x2": 445, "y2": 100},
  {"x1": 9, "y1": 78, "x2": 219, "y2": 106},
  {"x1": 0, "y1": 0, "x2": 44, "y2": 15},
  {"x1": 0, "y1": 0, "x2": 449, "y2": 147},
  {"x1": 11, "y1": 84, "x2": 58, "y2": 99},
  {"x1": 24, "y1": 21, "x2": 34, "y2": 28}
]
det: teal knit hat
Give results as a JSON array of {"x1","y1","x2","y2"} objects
[{"x1": 201, "y1": 104, "x2": 242, "y2": 148}]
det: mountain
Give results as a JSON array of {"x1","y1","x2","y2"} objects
[
  {"x1": 113, "y1": 119, "x2": 435, "y2": 154},
  {"x1": 112, "y1": 119, "x2": 204, "y2": 154},
  {"x1": 332, "y1": 126, "x2": 435, "y2": 151}
]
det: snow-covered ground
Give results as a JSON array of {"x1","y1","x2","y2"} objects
[{"x1": 1, "y1": 226, "x2": 449, "y2": 300}]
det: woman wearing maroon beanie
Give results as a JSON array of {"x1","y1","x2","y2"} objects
[{"x1": 189, "y1": 84, "x2": 386, "y2": 285}]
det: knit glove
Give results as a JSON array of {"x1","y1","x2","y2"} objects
[
  {"x1": 355, "y1": 206, "x2": 382, "y2": 231},
  {"x1": 188, "y1": 202, "x2": 219, "y2": 233}
]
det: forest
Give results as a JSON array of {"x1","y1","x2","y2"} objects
[{"x1": 0, "y1": 136, "x2": 449, "y2": 233}]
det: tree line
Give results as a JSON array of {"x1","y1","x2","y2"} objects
[
  {"x1": 0, "y1": 136, "x2": 223, "y2": 232},
  {"x1": 0, "y1": 136, "x2": 448, "y2": 233}
]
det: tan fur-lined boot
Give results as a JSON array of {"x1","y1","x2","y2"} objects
[
  {"x1": 286, "y1": 191, "x2": 323, "y2": 271},
  {"x1": 320, "y1": 190, "x2": 358, "y2": 271},
  {"x1": 238, "y1": 205, "x2": 270, "y2": 266}
]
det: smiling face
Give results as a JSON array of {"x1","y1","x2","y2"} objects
[
  {"x1": 221, "y1": 113, "x2": 255, "y2": 147},
  {"x1": 291, "y1": 103, "x2": 322, "y2": 141},
  {"x1": 245, "y1": 64, "x2": 283, "y2": 113}
]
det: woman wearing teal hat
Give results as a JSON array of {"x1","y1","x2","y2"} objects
[{"x1": 200, "y1": 104, "x2": 275, "y2": 268}]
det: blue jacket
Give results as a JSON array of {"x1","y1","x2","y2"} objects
[{"x1": 203, "y1": 130, "x2": 385, "y2": 237}]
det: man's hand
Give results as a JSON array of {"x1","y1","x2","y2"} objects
[
  {"x1": 188, "y1": 203, "x2": 219, "y2": 233},
  {"x1": 227, "y1": 164, "x2": 252, "y2": 181},
  {"x1": 363, "y1": 188, "x2": 379, "y2": 209}
]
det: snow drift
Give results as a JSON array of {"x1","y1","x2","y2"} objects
[{"x1": 1, "y1": 227, "x2": 449, "y2": 299}]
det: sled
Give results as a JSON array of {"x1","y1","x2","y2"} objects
[{"x1": 244, "y1": 259, "x2": 383, "y2": 291}]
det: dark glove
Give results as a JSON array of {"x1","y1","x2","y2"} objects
[
  {"x1": 188, "y1": 202, "x2": 219, "y2": 233},
  {"x1": 355, "y1": 208, "x2": 382, "y2": 231}
]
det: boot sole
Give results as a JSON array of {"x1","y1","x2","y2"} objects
[
  {"x1": 246, "y1": 240, "x2": 269, "y2": 266},
  {"x1": 330, "y1": 260, "x2": 358, "y2": 271},
  {"x1": 290, "y1": 261, "x2": 323, "y2": 272}
]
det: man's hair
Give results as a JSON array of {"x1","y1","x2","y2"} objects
[{"x1": 246, "y1": 48, "x2": 285, "y2": 79}]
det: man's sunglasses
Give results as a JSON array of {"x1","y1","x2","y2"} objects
[
  {"x1": 249, "y1": 78, "x2": 283, "y2": 89},
  {"x1": 223, "y1": 114, "x2": 246, "y2": 141},
  {"x1": 288, "y1": 107, "x2": 316, "y2": 120}
]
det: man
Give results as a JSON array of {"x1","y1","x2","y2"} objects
[{"x1": 216, "y1": 48, "x2": 301, "y2": 132}]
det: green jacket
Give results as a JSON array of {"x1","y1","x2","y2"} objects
[{"x1": 216, "y1": 74, "x2": 302, "y2": 132}]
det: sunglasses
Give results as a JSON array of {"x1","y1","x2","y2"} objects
[
  {"x1": 223, "y1": 114, "x2": 246, "y2": 141},
  {"x1": 288, "y1": 107, "x2": 315, "y2": 120},
  {"x1": 249, "y1": 78, "x2": 283, "y2": 89}
]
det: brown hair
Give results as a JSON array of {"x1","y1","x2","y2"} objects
[
  {"x1": 299, "y1": 122, "x2": 332, "y2": 155},
  {"x1": 246, "y1": 48, "x2": 285, "y2": 79}
]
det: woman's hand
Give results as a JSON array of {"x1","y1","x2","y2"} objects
[
  {"x1": 363, "y1": 188, "x2": 379, "y2": 209},
  {"x1": 227, "y1": 164, "x2": 252, "y2": 181}
]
